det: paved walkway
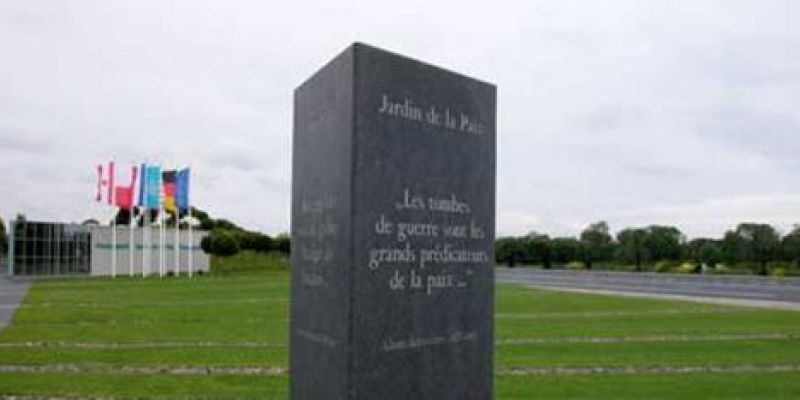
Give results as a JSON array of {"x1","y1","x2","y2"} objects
[
  {"x1": 497, "y1": 268, "x2": 800, "y2": 310},
  {"x1": 0, "y1": 277, "x2": 32, "y2": 331}
]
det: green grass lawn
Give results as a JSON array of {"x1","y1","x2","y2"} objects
[{"x1": 2, "y1": 265, "x2": 800, "y2": 399}]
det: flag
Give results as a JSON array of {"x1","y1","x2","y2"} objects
[
  {"x1": 115, "y1": 187, "x2": 132, "y2": 210},
  {"x1": 114, "y1": 165, "x2": 138, "y2": 210},
  {"x1": 176, "y1": 168, "x2": 190, "y2": 212},
  {"x1": 137, "y1": 163, "x2": 146, "y2": 207},
  {"x1": 95, "y1": 164, "x2": 104, "y2": 202},
  {"x1": 162, "y1": 170, "x2": 177, "y2": 213},
  {"x1": 108, "y1": 162, "x2": 115, "y2": 205},
  {"x1": 145, "y1": 165, "x2": 162, "y2": 209},
  {"x1": 95, "y1": 161, "x2": 115, "y2": 204}
]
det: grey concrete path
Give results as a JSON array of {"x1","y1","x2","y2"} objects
[
  {"x1": 0, "y1": 277, "x2": 32, "y2": 331},
  {"x1": 497, "y1": 267, "x2": 800, "y2": 310}
]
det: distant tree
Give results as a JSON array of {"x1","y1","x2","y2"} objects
[
  {"x1": 526, "y1": 233, "x2": 553, "y2": 269},
  {"x1": 0, "y1": 215, "x2": 6, "y2": 255},
  {"x1": 617, "y1": 228, "x2": 649, "y2": 271},
  {"x1": 496, "y1": 237, "x2": 526, "y2": 267},
  {"x1": 721, "y1": 230, "x2": 747, "y2": 264},
  {"x1": 191, "y1": 207, "x2": 215, "y2": 230},
  {"x1": 551, "y1": 237, "x2": 582, "y2": 264},
  {"x1": 202, "y1": 229, "x2": 240, "y2": 257},
  {"x1": 726, "y1": 223, "x2": 780, "y2": 275},
  {"x1": 580, "y1": 221, "x2": 613, "y2": 269},
  {"x1": 215, "y1": 219, "x2": 244, "y2": 232},
  {"x1": 251, "y1": 233, "x2": 274, "y2": 253},
  {"x1": 112, "y1": 208, "x2": 133, "y2": 226},
  {"x1": 685, "y1": 238, "x2": 713, "y2": 262},
  {"x1": 698, "y1": 241, "x2": 723, "y2": 270},
  {"x1": 783, "y1": 226, "x2": 800, "y2": 266},
  {"x1": 274, "y1": 234, "x2": 291, "y2": 256},
  {"x1": 643, "y1": 225, "x2": 684, "y2": 261},
  {"x1": 200, "y1": 235, "x2": 213, "y2": 254}
]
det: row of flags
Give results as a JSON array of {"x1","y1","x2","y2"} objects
[{"x1": 95, "y1": 162, "x2": 191, "y2": 213}]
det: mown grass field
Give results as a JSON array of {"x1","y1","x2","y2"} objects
[{"x1": 2, "y1": 260, "x2": 800, "y2": 398}]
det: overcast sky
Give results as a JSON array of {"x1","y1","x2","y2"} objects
[{"x1": 1, "y1": 0, "x2": 798, "y2": 239}]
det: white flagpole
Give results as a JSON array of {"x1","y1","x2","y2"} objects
[
  {"x1": 174, "y1": 210, "x2": 180, "y2": 276},
  {"x1": 188, "y1": 206, "x2": 193, "y2": 278},
  {"x1": 160, "y1": 208, "x2": 165, "y2": 277},
  {"x1": 111, "y1": 210, "x2": 117, "y2": 278},
  {"x1": 144, "y1": 210, "x2": 149, "y2": 277},
  {"x1": 129, "y1": 208, "x2": 134, "y2": 277}
]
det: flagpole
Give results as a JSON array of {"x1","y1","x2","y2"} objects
[
  {"x1": 188, "y1": 206, "x2": 193, "y2": 278},
  {"x1": 144, "y1": 210, "x2": 149, "y2": 277},
  {"x1": 129, "y1": 208, "x2": 134, "y2": 277},
  {"x1": 111, "y1": 209, "x2": 117, "y2": 278},
  {"x1": 160, "y1": 208, "x2": 165, "y2": 278},
  {"x1": 174, "y1": 210, "x2": 180, "y2": 276}
]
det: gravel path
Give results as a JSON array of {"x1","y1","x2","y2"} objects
[
  {"x1": 498, "y1": 268, "x2": 800, "y2": 310},
  {"x1": 0, "y1": 277, "x2": 32, "y2": 331}
]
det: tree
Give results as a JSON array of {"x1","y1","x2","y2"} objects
[
  {"x1": 251, "y1": 233, "x2": 274, "y2": 253},
  {"x1": 551, "y1": 237, "x2": 582, "y2": 264},
  {"x1": 643, "y1": 225, "x2": 684, "y2": 261},
  {"x1": 783, "y1": 226, "x2": 800, "y2": 266},
  {"x1": 698, "y1": 241, "x2": 723, "y2": 270},
  {"x1": 191, "y1": 207, "x2": 215, "y2": 230},
  {"x1": 112, "y1": 208, "x2": 133, "y2": 226},
  {"x1": 525, "y1": 233, "x2": 553, "y2": 269},
  {"x1": 496, "y1": 237, "x2": 523, "y2": 267},
  {"x1": 721, "y1": 230, "x2": 747, "y2": 264},
  {"x1": 580, "y1": 221, "x2": 612, "y2": 269},
  {"x1": 726, "y1": 223, "x2": 780, "y2": 275},
  {"x1": 0, "y1": 215, "x2": 6, "y2": 255},
  {"x1": 201, "y1": 230, "x2": 240, "y2": 257},
  {"x1": 617, "y1": 228, "x2": 649, "y2": 271},
  {"x1": 274, "y1": 234, "x2": 291, "y2": 256},
  {"x1": 685, "y1": 238, "x2": 713, "y2": 261}
]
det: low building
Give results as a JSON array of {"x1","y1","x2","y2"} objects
[{"x1": 6, "y1": 219, "x2": 209, "y2": 277}]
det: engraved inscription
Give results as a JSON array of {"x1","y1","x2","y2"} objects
[
  {"x1": 377, "y1": 93, "x2": 488, "y2": 136},
  {"x1": 368, "y1": 187, "x2": 489, "y2": 296}
]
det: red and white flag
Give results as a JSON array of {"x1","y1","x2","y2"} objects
[
  {"x1": 95, "y1": 161, "x2": 115, "y2": 204},
  {"x1": 114, "y1": 165, "x2": 139, "y2": 210}
]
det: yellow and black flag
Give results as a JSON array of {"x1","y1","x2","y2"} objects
[{"x1": 162, "y1": 170, "x2": 177, "y2": 213}]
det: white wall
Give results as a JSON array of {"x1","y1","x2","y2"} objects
[{"x1": 90, "y1": 226, "x2": 210, "y2": 276}]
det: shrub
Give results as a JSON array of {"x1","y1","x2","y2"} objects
[
  {"x1": 566, "y1": 261, "x2": 586, "y2": 270},
  {"x1": 200, "y1": 235, "x2": 213, "y2": 254},
  {"x1": 201, "y1": 230, "x2": 240, "y2": 257},
  {"x1": 212, "y1": 231, "x2": 240, "y2": 257},
  {"x1": 654, "y1": 260, "x2": 676, "y2": 273},
  {"x1": 712, "y1": 264, "x2": 730, "y2": 274},
  {"x1": 771, "y1": 267, "x2": 788, "y2": 277},
  {"x1": 675, "y1": 262, "x2": 697, "y2": 274},
  {"x1": 274, "y1": 234, "x2": 290, "y2": 255},
  {"x1": 768, "y1": 262, "x2": 792, "y2": 277}
]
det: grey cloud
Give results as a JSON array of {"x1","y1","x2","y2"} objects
[{"x1": 1, "y1": 0, "x2": 798, "y2": 238}]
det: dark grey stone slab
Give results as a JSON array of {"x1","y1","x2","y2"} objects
[{"x1": 291, "y1": 43, "x2": 496, "y2": 400}]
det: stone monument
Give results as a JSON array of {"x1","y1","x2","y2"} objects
[{"x1": 291, "y1": 43, "x2": 496, "y2": 399}]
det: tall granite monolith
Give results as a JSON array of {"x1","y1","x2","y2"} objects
[{"x1": 291, "y1": 43, "x2": 496, "y2": 400}]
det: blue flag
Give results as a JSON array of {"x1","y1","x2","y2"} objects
[
  {"x1": 137, "y1": 163, "x2": 146, "y2": 207},
  {"x1": 176, "y1": 168, "x2": 191, "y2": 212},
  {"x1": 145, "y1": 165, "x2": 162, "y2": 209}
]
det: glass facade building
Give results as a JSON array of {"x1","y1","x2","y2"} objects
[{"x1": 10, "y1": 220, "x2": 92, "y2": 276}]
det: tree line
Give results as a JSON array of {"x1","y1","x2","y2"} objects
[
  {"x1": 107, "y1": 207, "x2": 291, "y2": 258},
  {"x1": 496, "y1": 221, "x2": 800, "y2": 276}
]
